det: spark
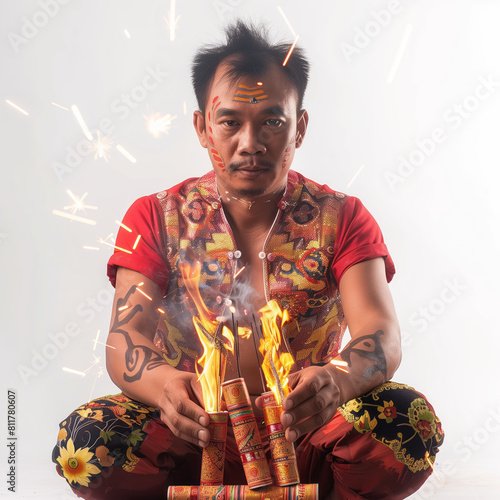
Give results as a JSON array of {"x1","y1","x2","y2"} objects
[
  {"x1": 97, "y1": 238, "x2": 132, "y2": 254},
  {"x1": 424, "y1": 451, "x2": 443, "y2": 481},
  {"x1": 138, "y1": 282, "x2": 144, "y2": 287},
  {"x1": 51, "y1": 102, "x2": 69, "y2": 111},
  {"x1": 63, "y1": 367, "x2": 86, "y2": 377},
  {"x1": 116, "y1": 220, "x2": 132, "y2": 232},
  {"x1": 136, "y1": 287, "x2": 152, "y2": 301},
  {"x1": 6, "y1": 99, "x2": 29, "y2": 116},
  {"x1": 132, "y1": 234, "x2": 141, "y2": 250},
  {"x1": 283, "y1": 35, "x2": 299, "y2": 67},
  {"x1": 71, "y1": 104, "x2": 93, "y2": 141},
  {"x1": 234, "y1": 266, "x2": 246, "y2": 279},
  {"x1": 84, "y1": 354, "x2": 101, "y2": 373},
  {"x1": 92, "y1": 329, "x2": 100, "y2": 350},
  {"x1": 92, "y1": 130, "x2": 113, "y2": 162},
  {"x1": 257, "y1": 82, "x2": 263, "y2": 86},
  {"x1": 387, "y1": 23, "x2": 413, "y2": 85},
  {"x1": 346, "y1": 164, "x2": 365, "y2": 189},
  {"x1": 116, "y1": 144, "x2": 137, "y2": 163},
  {"x1": 183, "y1": 101, "x2": 187, "y2": 115},
  {"x1": 64, "y1": 190, "x2": 98, "y2": 214},
  {"x1": 277, "y1": 6, "x2": 297, "y2": 37},
  {"x1": 93, "y1": 341, "x2": 116, "y2": 350},
  {"x1": 88, "y1": 367, "x2": 104, "y2": 402},
  {"x1": 158, "y1": 308, "x2": 165, "y2": 314},
  {"x1": 118, "y1": 305, "x2": 129, "y2": 311},
  {"x1": 83, "y1": 246, "x2": 99, "y2": 250},
  {"x1": 335, "y1": 366, "x2": 349, "y2": 374},
  {"x1": 123, "y1": 28, "x2": 131, "y2": 39},
  {"x1": 330, "y1": 359, "x2": 349, "y2": 367},
  {"x1": 52, "y1": 209, "x2": 97, "y2": 226},
  {"x1": 163, "y1": 0, "x2": 180, "y2": 42},
  {"x1": 145, "y1": 112, "x2": 177, "y2": 138}
]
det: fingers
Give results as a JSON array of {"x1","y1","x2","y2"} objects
[
  {"x1": 159, "y1": 377, "x2": 210, "y2": 448},
  {"x1": 281, "y1": 367, "x2": 340, "y2": 443}
]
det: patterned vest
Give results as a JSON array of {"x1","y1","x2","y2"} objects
[{"x1": 153, "y1": 170, "x2": 348, "y2": 373}]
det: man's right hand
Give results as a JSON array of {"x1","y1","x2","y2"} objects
[{"x1": 157, "y1": 370, "x2": 210, "y2": 448}]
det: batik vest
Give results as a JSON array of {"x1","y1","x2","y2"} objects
[{"x1": 153, "y1": 170, "x2": 348, "y2": 373}]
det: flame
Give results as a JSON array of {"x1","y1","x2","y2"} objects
[
  {"x1": 258, "y1": 300, "x2": 294, "y2": 405},
  {"x1": 238, "y1": 326, "x2": 252, "y2": 339},
  {"x1": 179, "y1": 260, "x2": 234, "y2": 412}
]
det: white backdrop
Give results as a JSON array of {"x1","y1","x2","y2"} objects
[{"x1": 1, "y1": 1, "x2": 499, "y2": 498}]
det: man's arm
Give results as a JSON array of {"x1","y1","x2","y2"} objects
[
  {"x1": 278, "y1": 257, "x2": 401, "y2": 442},
  {"x1": 106, "y1": 267, "x2": 210, "y2": 447}
]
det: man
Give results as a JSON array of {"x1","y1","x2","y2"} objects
[{"x1": 53, "y1": 21, "x2": 443, "y2": 499}]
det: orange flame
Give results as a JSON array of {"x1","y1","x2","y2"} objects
[
  {"x1": 179, "y1": 260, "x2": 234, "y2": 412},
  {"x1": 258, "y1": 300, "x2": 294, "y2": 405}
]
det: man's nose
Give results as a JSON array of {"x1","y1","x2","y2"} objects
[{"x1": 236, "y1": 124, "x2": 268, "y2": 155}]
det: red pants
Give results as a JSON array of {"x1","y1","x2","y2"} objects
[{"x1": 52, "y1": 382, "x2": 444, "y2": 499}]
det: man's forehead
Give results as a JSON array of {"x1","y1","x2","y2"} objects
[{"x1": 209, "y1": 60, "x2": 297, "y2": 105}]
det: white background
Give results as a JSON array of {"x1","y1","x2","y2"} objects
[{"x1": 1, "y1": 1, "x2": 499, "y2": 498}]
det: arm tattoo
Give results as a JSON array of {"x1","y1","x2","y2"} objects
[
  {"x1": 340, "y1": 330, "x2": 387, "y2": 379},
  {"x1": 110, "y1": 285, "x2": 166, "y2": 383}
]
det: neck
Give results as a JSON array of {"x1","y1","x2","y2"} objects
[{"x1": 218, "y1": 185, "x2": 285, "y2": 232}]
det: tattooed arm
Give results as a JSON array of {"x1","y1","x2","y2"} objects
[
  {"x1": 106, "y1": 267, "x2": 210, "y2": 447},
  {"x1": 279, "y1": 257, "x2": 401, "y2": 442}
]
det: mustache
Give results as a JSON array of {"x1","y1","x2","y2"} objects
[{"x1": 228, "y1": 159, "x2": 275, "y2": 172}]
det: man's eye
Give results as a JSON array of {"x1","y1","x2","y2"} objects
[
  {"x1": 223, "y1": 120, "x2": 239, "y2": 127},
  {"x1": 265, "y1": 119, "x2": 283, "y2": 127}
]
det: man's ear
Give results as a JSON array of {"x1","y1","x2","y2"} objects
[
  {"x1": 193, "y1": 110, "x2": 208, "y2": 148},
  {"x1": 295, "y1": 110, "x2": 309, "y2": 148}
]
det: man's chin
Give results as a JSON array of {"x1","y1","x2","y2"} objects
[{"x1": 235, "y1": 187, "x2": 267, "y2": 197}]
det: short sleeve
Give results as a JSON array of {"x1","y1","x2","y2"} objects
[
  {"x1": 107, "y1": 196, "x2": 169, "y2": 293},
  {"x1": 332, "y1": 196, "x2": 395, "y2": 284}
]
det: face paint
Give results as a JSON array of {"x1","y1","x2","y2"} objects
[
  {"x1": 207, "y1": 96, "x2": 226, "y2": 172},
  {"x1": 281, "y1": 136, "x2": 295, "y2": 169},
  {"x1": 232, "y1": 84, "x2": 269, "y2": 104}
]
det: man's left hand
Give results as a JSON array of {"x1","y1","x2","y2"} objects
[{"x1": 280, "y1": 365, "x2": 340, "y2": 443}]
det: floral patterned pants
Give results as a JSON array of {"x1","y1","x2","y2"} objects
[{"x1": 52, "y1": 382, "x2": 444, "y2": 500}]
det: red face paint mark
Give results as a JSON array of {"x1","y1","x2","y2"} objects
[{"x1": 208, "y1": 96, "x2": 226, "y2": 172}]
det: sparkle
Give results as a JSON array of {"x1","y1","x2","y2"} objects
[
  {"x1": 277, "y1": 6, "x2": 297, "y2": 37},
  {"x1": 116, "y1": 220, "x2": 132, "y2": 232},
  {"x1": 145, "y1": 112, "x2": 177, "y2": 138},
  {"x1": 136, "y1": 287, "x2": 152, "y2": 301},
  {"x1": 83, "y1": 246, "x2": 99, "y2": 250},
  {"x1": 63, "y1": 367, "x2": 86, "y2": 377},
  {"x1": 92, "y1": 130, "x2": 113, "y2": 163},
  {"x1": 64, "y1": 190, "x2": 98, "y2": 214},
  {"x1": 163, "y1": 0, "x2": 180, "y2": 42},
  {"x1": 118, "y1": 305, "x2": 129, "y2": 311},
  {"x1": 123, "y1": 28, "x2": 131, "y2": 39},
  {"x1": 116, "y1": 144, "x2": 137, "y2": 163},
  {"x1": 132, "y1": 234, "x2": 141, "y2": 250},
  {"x1": 158, "y1": 308, "x2": 165, "y2": 314},
  {"x1": 283, "y1": 35, "x2": 299, "y2": 67},
  {"x1": 52, "y1": 210, "x2": 97, "y2": 226},
  {"x1": 71, "y1": 104, "x2": 93, "y2": 141},
  {"x1": 330, "y1": 359, "x2": 349, "y2": 367},
  {"x1": 5, "y1": 99, "x2": 29, "y2": 116},
  {"x1": 334, "y1": 366, "x2": 349, "y2": 374},
  {"x1": 97, "y1": 237, "x2": 132, "y2": 254},
  {"x1": 346, "y1": 164, "x2": 365, "y2": 188},
  {"x1": 92, "y1": 329, "x2": 101, "y2": 351},
  {"x1": 387, "y1": 23, "x2": 413, "y2": 85},
  {"x1": 51, "y1": 102, "x2": 69, "y2": 111}
]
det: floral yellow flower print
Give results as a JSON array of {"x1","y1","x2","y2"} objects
[
  {"x1": 378, "y1": 400, "x2": 397, "y2": 423},
  {"x1": 56, "y1": 438, "x2": 100, "y2": 487}
]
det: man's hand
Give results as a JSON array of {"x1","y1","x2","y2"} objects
[
  {"x1": 256, "y1": 366, "x2": 341, "y2": 443},
  {"x1": 157, "y1": 370, "x2": 210, "y2": 448}
]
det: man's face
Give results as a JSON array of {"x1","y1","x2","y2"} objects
[{"x1": 194, "y1": 60, "x2": 308, "y2": 199}]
